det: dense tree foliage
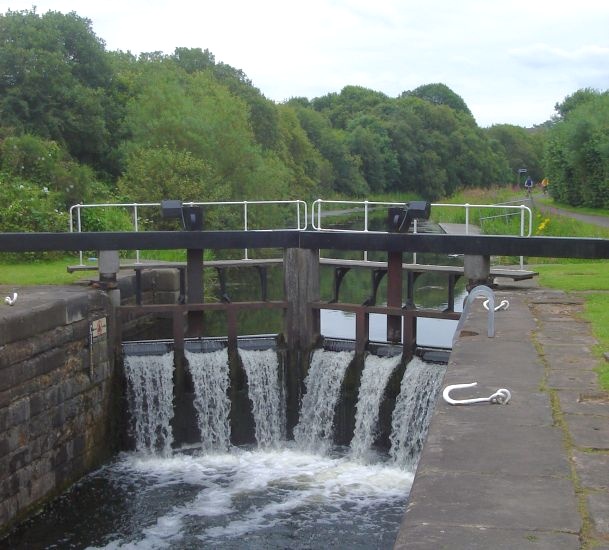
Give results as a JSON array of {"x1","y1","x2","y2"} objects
[
  {"x1": 485, "y1": 124, "x2": 544, "y2": 183},
  {"x1": 544, "y1": 90, "x2": 609, "y2": 207},
  {"x1": 402, "y1": 83, "x2": 473, "y2": 117},
  {"x1": 0, "y1": 9, "x2": 113, "y2": 170},
  {"x1": 12, "y1": 6, "x2": 609, "y2": 234}
]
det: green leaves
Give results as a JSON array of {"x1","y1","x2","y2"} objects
[
  {"x1": 544, "y1": 91, "x2": 609, "y2": 208},
  {"x1": 0, "y1": 9, "x2": 111, "y2": 168}
]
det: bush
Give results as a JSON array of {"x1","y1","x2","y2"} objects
[
  {"x1": 0, "y1": 173, "x2": 68, "y2": 260},
  {"x1": 1, "y1": 134, "x2": 105, "y2": 208}
]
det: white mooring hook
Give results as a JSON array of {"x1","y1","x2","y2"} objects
[
  {"x1": 4, "y1": 292, "x2": 17, "y2": 306},
  {"x1": 483, "y1": 298, "x2": 509, "y2": 311},
  {"x1": 442, "y1": 382, "x2": 511, "y2": 406}
]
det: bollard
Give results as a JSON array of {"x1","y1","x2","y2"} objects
[
  {"x1": 464, "y1": 254, "x2": 490, "y2": 290},
  {"x1": 98, "y1": 250, "x2": 120, "y2": 306}
]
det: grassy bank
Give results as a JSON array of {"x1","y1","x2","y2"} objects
[
  {"x1": 0, "y1": 256, "x2": 86, "y2": 285},
  {"x1": 537, "y1": 263, "x2": 609, "y2": 390}
]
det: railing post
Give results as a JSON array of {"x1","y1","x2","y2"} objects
[
  {"x1": 244, "y1": 201, "x2": 249, "y2": 260},
  {"x1": 77, "y1": 205, "x2": 84, "y2": 266},
  {"x1": 363, "y1": 200, "x2": 369, "y2": 262},
  {"x1": 413, "y1": 219, "x2": 418, "y2": 265},
  {"x1": 297, "y1": 201, "x2": 302, "y2": 230},
  {"x1": 520, "y1": 205, "x2": 525, "y2": 270},
  {"x1": 133, "y1": 204, "x2": 141, "y2": 264}
]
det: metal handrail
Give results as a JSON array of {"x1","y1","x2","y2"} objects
[
  {"x1": 311, "y1": 199, "x2": 532, "y2": 236},
  {"x1": 69, "y1": 199, "x2": 533, "y2": 267},
  {"x1": 69, "y1": 200, "x2": 308, "y2": 265},
  {"x1": 311, "y1": 199, "x2": 533, "y2": 267}
]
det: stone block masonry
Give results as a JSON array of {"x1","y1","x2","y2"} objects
[{"x1": 0, "y1": 285, "x2": 119, "y2": 533}]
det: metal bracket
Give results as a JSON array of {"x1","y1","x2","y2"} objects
[{"x1": 329, "y1": 267, "x2": 351, "y2": 303}]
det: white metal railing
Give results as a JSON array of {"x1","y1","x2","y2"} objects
[
  {"x1": 69, "y1": 198, "x2": 533, "y2": 267},
  {"x1": 311, "y1": 199, "x2": 533, "y2": 267},
  {"x1": 69, "y1": 200, "x2": 308, "y2": 265},
  {"x1": 311, "y1": 199, "x2": 532, "y2": 235}
]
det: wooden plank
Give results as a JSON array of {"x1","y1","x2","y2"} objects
[
  {"x1": 67, "y1": 258, "x2": 283, "y2": 272},
  {"x1": 68, "y1": 257, "x2": 537, "y2": 281},
  {"x1": 319, "y1": 258, "x2": 537, "y2": 281}
]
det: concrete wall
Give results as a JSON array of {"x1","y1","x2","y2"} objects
[{"x1": 0, "y1": 285, "x2": 120, "y2": 532}]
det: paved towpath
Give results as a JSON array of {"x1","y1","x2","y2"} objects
[
  {"x1": 395, "y1": 277, "x2": 609, "y2": 549},
  {"x1": 533, "y1": 197, "x2": 609, "y2": 228}
]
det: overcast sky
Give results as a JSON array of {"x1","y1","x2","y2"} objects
[{"x1": 3, "y1": 0, "x2": 609, "y2": 127}]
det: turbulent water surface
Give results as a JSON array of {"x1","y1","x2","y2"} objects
[{"x1": 3, "y1": 349, "x2": 443, "y2": 549}]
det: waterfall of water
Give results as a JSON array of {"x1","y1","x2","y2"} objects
[
  {"x1": 123, "y1": 351, "x2": 175, "y2": 455},
  {"x1": 350, "y1": 353, "x2": 401, "y2": 461},
  {"x1": 186, "y1": 348, "x2": 231, "y2": 452},
  {"x1": 293, "y1": 349, "x2": 354, "y2": 453},
  {"x1": 239, "y1": 348, "x2": 284, "y2": 448},
  {"x1": 389, "y1": 357, "x2": 446, "y2": 470}
]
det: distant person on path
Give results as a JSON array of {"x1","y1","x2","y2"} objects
[
  {"x1": 541, "y1": 177, "x2": 549, "y2": 195},
  {"x1": 524, "y1": 176, "x2": 533, "y2": 196}
]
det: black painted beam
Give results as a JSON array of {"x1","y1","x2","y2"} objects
[
  {"x1": 299, "y1": 231, "x2": 609, "y2": 259},
  {"x1": 2, "y1": 229, "x2": 609, "y2": 259},
  {"x1": 0, "y1": 230, "x2": 301, "y2": 252}
]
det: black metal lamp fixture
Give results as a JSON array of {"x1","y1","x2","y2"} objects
[
  {"x1": 161, "y1": 200, "x2": 203, "y2": 231},
  {"x1": 388, "y1": 201, "x2": 431, "y2": 233}
]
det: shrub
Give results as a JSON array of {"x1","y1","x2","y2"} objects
[{"x1": 0, "y1": 173, "x2": 68, "y2": 260}]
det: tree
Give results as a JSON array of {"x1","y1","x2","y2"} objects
[
  {"x1": 118, "y1": 146, "x2": 224, "y2": 202},
  {"x1": 486, "y1": 124, "x2": 544, "y2": 183},
  {"x1": 0, "y1": 9, "x2": 112, "y2": 168},
  {"x1": 347, "y1": 114, "x2": 399, "y2": 193},
  {"x1": 291, "y1": 103, "x2": 368, "y2": 195},
  {"x1": 403, "y1": 83, "x2": 473, "y2": 117},
  {"x1": 544, "y1": 94, "x2": 609, "y2": 207},
  {"x1": 311, "y1": 86, "x2": 388, "y2": 129},
  {"x1": 554, "y1": 88, "x2": 605, "y2": 120}
]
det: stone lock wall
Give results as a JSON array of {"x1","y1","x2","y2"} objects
[{"x1": 0, "y1": 286, "x2": 119, "y2": 532}]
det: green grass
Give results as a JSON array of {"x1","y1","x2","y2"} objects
[
  {"x1": 0, "y1": 256, "x2": 87, "y2": 285},
  {"x1": 537, "y1": 263, "x2": 609, "y2": 391},
  {"x1": 536, "y1": 263, "x2": 609, "y2": 291}
]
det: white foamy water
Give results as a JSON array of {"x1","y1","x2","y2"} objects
[
  {"x1": 87, "y1": 447, "x2": 413, "y2": 549},
  {"x1": 123, "y1": 352, "x2": 174, "y2": 456},
  {"x1": 350, "y1": 353, "x2": 401, "y2": 461},
  {"x1": 389, "y1": 357, "x2": 446, "y2": 470},
  {"x1": 293, "y1": 349, "x2": 354, "y2": 453},
  {"x1": 185, "y1": 349, "x2": 231, "y2": 452},
  {"x1": 239, "y1": 348, "x2": 284, "y2": 447}
]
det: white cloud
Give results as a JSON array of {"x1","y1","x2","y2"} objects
[{"x1": 510, "y1": 44, "x2": 609, "y2": 68}]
